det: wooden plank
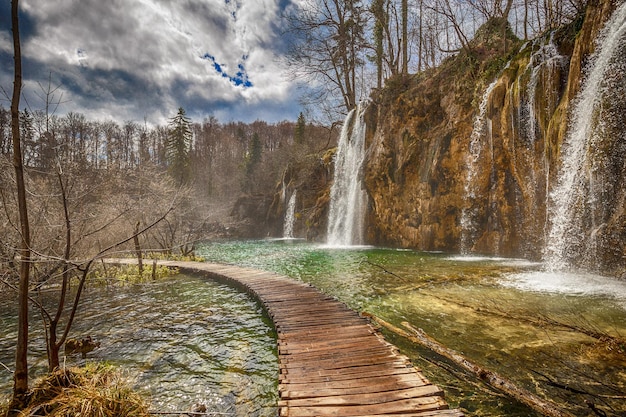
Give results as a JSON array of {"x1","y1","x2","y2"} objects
[
  {"x1": 279, "y1": 352, "x2": 402, "y2": 370},
  {"x1": 352, "y1": 412, "x2": 464, "y2": 417},
  {"x1": 280, "y1": 341, "x2": 392, "y2": 354},
  {"x1": 279, "y1": 363, "x2": 419, "y2": 381},
  {"x1": 279, "y1": 372, "x2": 430, "y2": 394},
  {"x1": 279, "y1": 397, "x2": 449, "y2": 416},
  {"x1": 278, "y1": 386, "x2": 445, "y2": 407},
  {"x1": 278, "y1": 325, "x2": 376, "y2": 340},
  {"x1": 280, "y1": 381, "x2": 441, "y2": 400},
  {"x1": 279, "y1": 334, "x2": 383, "y2": 349}
]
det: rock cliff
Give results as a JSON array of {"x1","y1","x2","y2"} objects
[{"x1": 363, "y1": 0, "x2": 625, "y2": 273}]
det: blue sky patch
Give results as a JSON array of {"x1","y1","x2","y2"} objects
[{"x1": 202, "y1": 53, "x2": 253, "y2": 88}]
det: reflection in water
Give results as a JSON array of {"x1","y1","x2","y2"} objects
[
  {"x1": 198, "y1": 240, "x2": 626, "y2": 416},
  {"x1": 0, "y1": 275, "x2": 278, "y2": 416}
]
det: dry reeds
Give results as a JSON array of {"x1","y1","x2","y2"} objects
[{"x1": 11, "y1": 363, "x2": 150, "y2": 416}]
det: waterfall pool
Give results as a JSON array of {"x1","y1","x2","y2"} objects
[{"x1": 1, "y1": 240, "x2": 624, "y2": 416}]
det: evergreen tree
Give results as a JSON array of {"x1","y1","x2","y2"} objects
[
  {"x1": 294, "y1": 112, "x2": 306, "y2": 144},
  {"x1": 166, "y1": 107, "x2": 192, "y2": 183}
]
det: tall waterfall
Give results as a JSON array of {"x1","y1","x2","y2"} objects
[
  {"x1": 544, "y1": 2, "x2": 626, "y2": 271},
  {"x1": 327, "y1": 104, "x2": 368, "y2": 246},
  {"x1": 459, "y1": 78, "x2": 499, "y2": 254},
  {"x1": 283, "y1": 191, "x2": 297, "y2": 239}
]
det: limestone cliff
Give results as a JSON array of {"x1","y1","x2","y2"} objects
[{"x1": 363, "y1": 0, "x2": 625, "y2": 273}]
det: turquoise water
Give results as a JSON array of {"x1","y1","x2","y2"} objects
[
  {"x1": 0, "y1": 274, "x2": 278, "y2": 416},
  {"x1": 2, "y1": 240, "x2": 624, "y2": 416},
  {"x1": 198, "y1": 239, "x2": 626, "y2": 416}
]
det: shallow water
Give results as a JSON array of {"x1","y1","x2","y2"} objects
[
  {"x1": 0, "y1": 274, "x2": 278, "y2": 416},
  {"x1": 198, "y1": 240, "x2": 626, "y2": 416},
  {"x1": 2, "y1": 241, "x2": 624, "y2": 416}
]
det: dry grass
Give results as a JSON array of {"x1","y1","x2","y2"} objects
[{"x1": 2, "y1": 363, "x2": 150, "y2": 416}]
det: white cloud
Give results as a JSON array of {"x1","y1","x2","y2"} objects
[{"x1": 8, "y1": 0, "x2": 302, "y2": 124}]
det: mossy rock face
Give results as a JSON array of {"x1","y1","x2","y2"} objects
[{"x1": 362, "y1": 0, "x2": 623, "y2": 267}]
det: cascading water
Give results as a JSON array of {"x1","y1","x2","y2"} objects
[
  {"x1": 523, "y1": 32, "x2": 566, "y2": 143},
  {"x1": 283, "y1": 190, "x2": 297, "y2": 238},
  {"x1": 544, "y1": 2, "x2": 626, "y2": 271},
  {"x1": 327, "y1": 104, "x2": 368, "y2": 246},
  {"x1": 459, "y1": 78, "x2": 500, "y2": 254}
]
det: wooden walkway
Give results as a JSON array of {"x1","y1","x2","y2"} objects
[{"x1": 115, "y1": 259, "x2": 464, "y2": 417}]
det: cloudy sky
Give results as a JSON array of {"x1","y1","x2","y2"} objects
[{"x1": 0, "y1": 0, "x2": 304, "y2": 125}]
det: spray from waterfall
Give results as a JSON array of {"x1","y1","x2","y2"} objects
[
  {"x1": 327, "y1": 104, "x2": 368, "y2": 246},
  {"x1": 544, "y1": 2, "x2": 626, "y2": 271},
  {"x1": 283, "y1": 191, "x2": 297, "y2": 239}
]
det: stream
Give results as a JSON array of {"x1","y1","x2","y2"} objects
[
  {"x1": 1, "y1": 240, "x2": 625, "y2": 416},
  {"x1": 0, "y1": 274, "x2": 278, "y2": 416}
]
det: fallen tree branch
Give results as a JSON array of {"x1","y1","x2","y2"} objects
[
  {"x1": 363, "y1": 260, "x2": 408, "y2": 282},
  {"x1": 367, "y1": 314, "x2": 575, "y2": 417},
  {"x1": 532, "y1": 369, "x2": 626, "y2": 400}
]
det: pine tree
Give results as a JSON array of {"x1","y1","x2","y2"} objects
[
  {"x1": 294, "y1": 112, "x2": 306, "y2": 144},
  {"x1": 166, "y1": 107, "x2": 192, "y2": 183}
]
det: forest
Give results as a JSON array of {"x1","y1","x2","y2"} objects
[{"x1": 0, "y1": 104, "x2": 333, "y2": 242}]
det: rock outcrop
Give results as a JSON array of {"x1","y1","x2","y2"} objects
[{"x1": 363, "y1": 0, "x2": 625, "y2": 273}]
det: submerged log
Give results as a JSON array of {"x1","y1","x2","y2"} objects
[{"x1": 367, "y1": 314, "x2": 575, "y2": 417}]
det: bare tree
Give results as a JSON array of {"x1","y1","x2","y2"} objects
[
  {"x1": 285, "y1": 0, "x2": 368, "y2": 116},
  {"x1": 431, "y1": 0, "x2": 472, "y2": 53},
  {"x1": 402, "y1": 0, "x2": 408, "y2": 74},
  {"x1": 8, "y1": 0, "x2": 30, "y2": 414},
  {"x1": 36, "y1": 175, "x2": 175, "y2": 371}
]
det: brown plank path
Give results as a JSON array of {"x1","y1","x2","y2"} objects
[{"x1": 111, "y1": 259, "x2": 464, "y2": 417}]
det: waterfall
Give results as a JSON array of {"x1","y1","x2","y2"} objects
[
  {"x1": 544, "y1": 2, "x2": 626, "y2": 271},
  {"x1": 519, "y1": 33, "x2": 567, "y2": 243},
  {"x1": 524, "y1": 32, "x2": 566, "y2": 143},
  {"x1": 327, "y1": 104, "x2": 368, "y2": 246},
  {"x1": 283, "y1": 191, "x2": 297, "y2": 239},
  {"x1": 459, "y1": 78, "x2": 500, "y2": 254}
]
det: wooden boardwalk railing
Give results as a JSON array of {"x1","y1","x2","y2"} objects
[{"x1": 112, "y1": 259, "x2": 464, "y2": 417}]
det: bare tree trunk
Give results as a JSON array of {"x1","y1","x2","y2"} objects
[
  {"x1": 8, "y1": 0, "x2": 31, "y2": 414},
  {"x1": 402, "y1": 0, "x2": 408, "y2": 74},
  {"x1": 134, "y1": 221, "x2": 144, "y2": 275},
  {"x1": 46, "y1": 170, "x2": 71, "y2": 371},
  {"x1": 524, "y1": 0, "x2": 529, "y2": 39},
  {"x1": 503, "y1": 0, "x2": 514, "y2": 19},
  {"x1": 417, "y1": 0, "x2": 424, "y2": 72}
]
